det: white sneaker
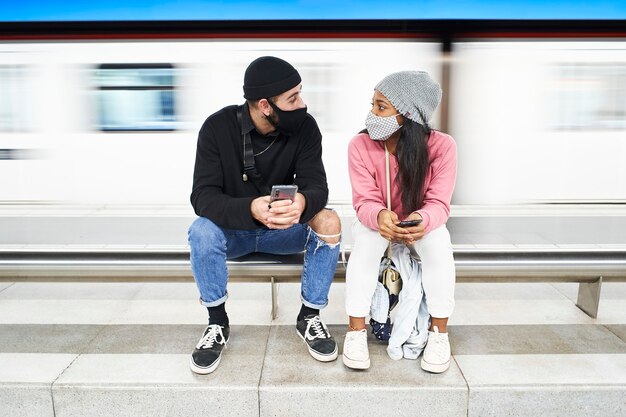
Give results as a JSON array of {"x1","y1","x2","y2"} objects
[
  {"x1": 420, "y1": 326, "x2": 451, "y2": 373},
  {"x1": 342, "y1": 329, "x2": 370, "y2": 370}
]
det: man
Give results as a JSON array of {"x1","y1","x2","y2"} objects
[{"x1": 188, "y1": 56, "x2": 341, "y2": 374}]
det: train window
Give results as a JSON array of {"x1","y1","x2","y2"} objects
[
  {"x1": 552, "y1": 63, "x2": 626, "y2": 130},
  {"x1": 296, "y1": 64, "x2": 338, "y2": 131},
  {"x1": 94, "y1": 64, "x2": 177, "y2": 131},
  {"x1": 0, "y1": 66, "x2": 28, "y2": 132}
]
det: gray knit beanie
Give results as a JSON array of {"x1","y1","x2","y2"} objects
[{"x1": 375, "y1": 71, "x2": 442, "y2": 125}]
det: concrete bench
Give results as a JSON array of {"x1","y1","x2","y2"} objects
[{"x1": 1, "y1": 247, "x2": 626, "y2": 319}]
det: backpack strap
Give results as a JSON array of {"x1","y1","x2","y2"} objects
[{"x1": 237, "y1": 106, "x2": 270, "y2": 195}]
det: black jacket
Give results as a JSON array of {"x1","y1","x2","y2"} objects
[{"x1": 191, "y1": 103, "x2": 329, "y2": 230}]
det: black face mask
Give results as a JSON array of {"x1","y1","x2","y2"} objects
[{"x1": 267, "y1": 100, "x2": 308, "y2": 136}]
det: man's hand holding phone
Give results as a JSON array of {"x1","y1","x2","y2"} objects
[{"x1": 264, "y1": 185, "x2": 305, "y2": 229}]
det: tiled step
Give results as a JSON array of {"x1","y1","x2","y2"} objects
[
  {"x1": 1, "y1": 282, "x2": 626, "y2": 417},
  {"x1": 2, "y1": 324, "x2": 626, "y2": 417},
  {"x1": 259, "y1": 325, "x2": 467, "y2": 417},
  {"x1": 457, "y1": 353, "x2": 626, "y2": 417}
]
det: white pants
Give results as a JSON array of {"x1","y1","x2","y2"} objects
[{"x1": 345, "y1": 220, "x2": 455, "y2": 319}]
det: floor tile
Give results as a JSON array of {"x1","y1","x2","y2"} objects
[
  {"x1": 271, "y1": 282, "x2": 347, "y2": 325},
  {"x1": 259, "y1": 325, "x2": 467, "y2": 417},
  {"x1": 596, "y1": 300, "x2": 626, "y2": 324},
  {"x1": 0, "y1": 324, "x2": 104, "y2": 353},
  {"x1": 607, "y1": 325, "x2": 626, "y2": 344},
  {"x1": 450, "y1": 300, "x2": 596, "y2": 325},
  {"x1": 456, "y1": 353, "x2": 626, "y2": 417},
  {"x1": 0, "y1": 353, "x2": 77, "y2": 417},
  {"x1": 455, "y1": 283, "x2": 567, "y2": 300},
  {"x1": 0, "y1": 282, "x2": 143, "y2": 300},
  {"x1": 0, "y1": 300, "x2": 129, "y2": 324},
  {"x1": 0, "y1": 353, "x2": 77, "y2": 383},
  {"x1": 84, "y1": 324, "x2": 204, "y2": 354},
  {"x1": 450, "y1": 324, "x2": 626, "y2": 355},
  {"x1": 53, "y1": 326, "x2": 269, "y2": 417}
]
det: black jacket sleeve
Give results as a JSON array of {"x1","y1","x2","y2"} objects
[
  {"x1": 294, "y1": 116, "x2": 329, "y2": 223},
  {"x1": 190, "y1": 122, "x2": 258, "y2": 230}
]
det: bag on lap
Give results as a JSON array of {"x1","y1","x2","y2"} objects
[{"x1": 379, "y1": 250, "x2": 402, "y2": 303}]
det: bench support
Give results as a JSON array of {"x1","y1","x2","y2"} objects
[
  {"x1": 271, "y1": 276, "x2": 277, "y2": 320},
  {"x1": 576, "y1": 276, "x2": 603, "y2": 319}
]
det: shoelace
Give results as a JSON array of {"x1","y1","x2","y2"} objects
[
  {"x1": 196, "y1": 324, "x2": 225, "y2": 349},
  {"x1": 346, "y1": 330, "x2": 368, "y2": 357},
  {"x1": 426, "y1": 332, "x2": 449, "y2": 361},
  {"x1": 305, "y1": 316, "x2": 328, "y2": 339}
]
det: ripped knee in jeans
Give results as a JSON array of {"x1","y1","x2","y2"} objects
[{"x1": 308, "y1": 208, "x2": 341, "y2": 245}]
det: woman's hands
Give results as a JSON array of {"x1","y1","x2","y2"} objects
[{"x1": 377, "y1": 210, "x2": 425, "y2": 245}]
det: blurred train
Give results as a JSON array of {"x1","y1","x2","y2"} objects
[{"x1": 1, "y1": 20, "x2": 625, "y2": 207}]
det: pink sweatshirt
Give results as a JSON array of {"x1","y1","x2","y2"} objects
[{"x1": 348, "y1": 131, "x2": 457, "y2": 234}]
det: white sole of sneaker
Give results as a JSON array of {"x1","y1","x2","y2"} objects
[
  {"x1": 189, "y1": 355, "x2": 222, "y2": 375},
  {"x1": 420, "y1": 357, "x2": 450, "y2": 374},
  {"x1": 296, "y1": 330, "x2": 338, "y2": 362},
  {"x1": 189, "y1": 337, "x2": 229, "y2": 375},
  {"x1": 342, "y1": 353, "x2": 370, "y2": 370}
]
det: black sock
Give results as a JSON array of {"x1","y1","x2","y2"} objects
[
  {"x1": 297, "y1": 304, "x2": 319, "y2": 321},
  {"x1": 207, "y1": 303, "x2": 229, "y2": 326}
]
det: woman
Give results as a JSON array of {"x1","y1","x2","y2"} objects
[{"x1": 343, "y1": 71, "x2": 457, "y2": 373}]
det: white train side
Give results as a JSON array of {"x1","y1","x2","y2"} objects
[{"x1": 1, "y1": 38, "x2": 624, "y2": 206}]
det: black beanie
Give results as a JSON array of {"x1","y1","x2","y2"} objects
[{"x1": 243, "y1": 56, "x2": 302, "y2": 100}]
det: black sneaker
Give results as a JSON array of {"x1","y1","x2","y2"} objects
[
  {"x1": 296, "y1": 314, "x2": 338, "y2": 362},
  {"x1": 190, "y1": 324, "x2": 230, "y2": 375}
]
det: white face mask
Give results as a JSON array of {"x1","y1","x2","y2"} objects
[{"x1": 365, "y1": 111, "x2": 402, "y2": 141}]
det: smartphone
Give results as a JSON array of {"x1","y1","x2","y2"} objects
[
  {"x1": 398, "y1": 219, "x2": 422, "y2": 228},
  {"x1": 270, "y1": 184, "x2": 298, "y2": 202}
]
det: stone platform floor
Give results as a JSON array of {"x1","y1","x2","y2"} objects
[{"x1": 1, "y1": 281, "x2": 626, "y2": 417}]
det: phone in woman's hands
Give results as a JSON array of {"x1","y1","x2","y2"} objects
[{"x1": 397, "y1": 219, "x2": 422, "y2": 228}]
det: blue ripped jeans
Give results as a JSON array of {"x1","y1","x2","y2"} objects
[{"x1": 188, "y1": 217, "x2": 340, "y2": 309}]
